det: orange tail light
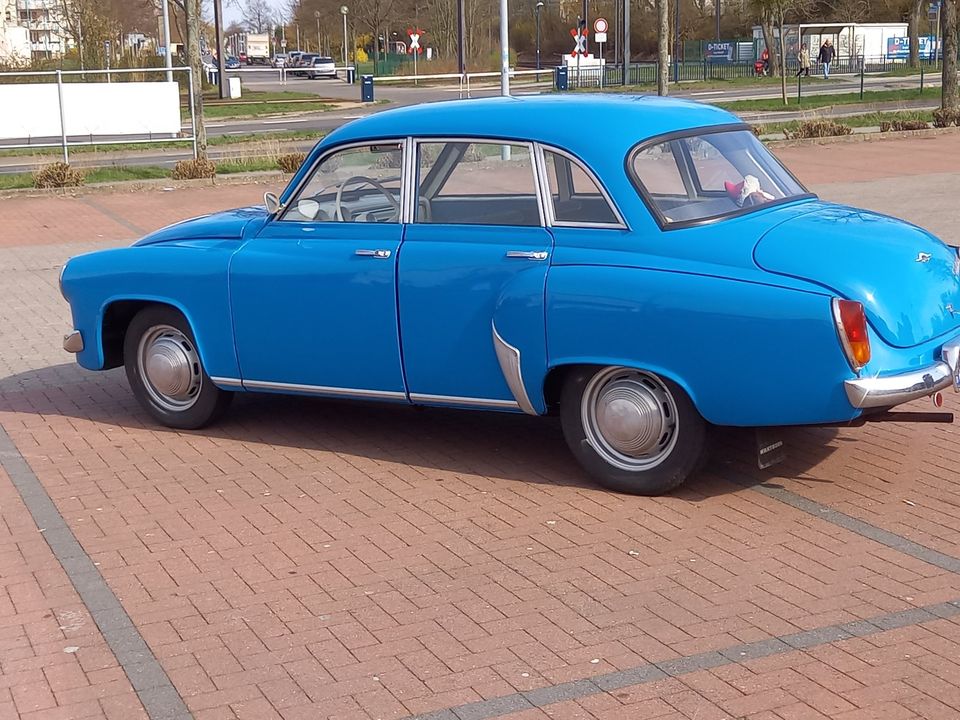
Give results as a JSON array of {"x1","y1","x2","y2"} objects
[{"x1": 832, "y1": 298, "x2": 871, "y2": 371}]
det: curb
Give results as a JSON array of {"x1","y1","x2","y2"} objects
[
  {"x1": 0, "y1": 171, "x2": 289, "y2": 200},
  {"x1": 765, "y1": 124, "x2": 960, "y2": 148}
]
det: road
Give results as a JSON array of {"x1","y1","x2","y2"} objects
[{"x1": 0, "y1": 70, "x2": 943, "y2": 174}]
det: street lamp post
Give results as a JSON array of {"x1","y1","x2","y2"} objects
[
  {"x1": 535, "y1": 1, "x2": 543, "y2": 70},
  {"x1": 340, "y1": 5, "x2": 348, "y2": 68},
  {"x1": 315, "y1": 11, "x2": 321, "y2": 56},
  {"x1": 499, "y1": 0, "x2": 509, "y2": 96},
  {"x1": 160, "y1": 0, "x2": 173, "y2": 81}
]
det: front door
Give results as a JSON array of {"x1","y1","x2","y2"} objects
[
  {"x1": 398, "y1": 140, "x2": 553, "y2": 411},
  {"x1": 230, "y1": 141, "x2": 407, "y2": 399}
]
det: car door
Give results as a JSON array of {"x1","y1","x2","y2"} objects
[
  {"x1": 398, "y1": 139, "x2": 553, "y2": 413},
  {"x1": 230, "y1": 140, "x2": 408, "y2": 400}
]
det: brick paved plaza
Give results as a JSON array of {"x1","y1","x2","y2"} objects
[{"x1": 1, "y1": 135, "x2": 959, "y2": 720}]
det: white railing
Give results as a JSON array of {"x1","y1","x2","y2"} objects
[
  {"x1": 0, "y1": 66, "x2": 198, "y2": 164},
  {"x1": 369, "y1": 68, "x2": 553, "y2": 98}
]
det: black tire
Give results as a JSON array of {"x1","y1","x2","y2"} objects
[
  {"x1": 123, "y1": 306, "x2": 232, "y2": 430},
  {"x1": 560, "y1": 366, "x2": 707, "y2": 495}
]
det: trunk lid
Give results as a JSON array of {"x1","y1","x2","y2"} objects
[{"x1": 754, "y1": 202, "x2": 960, "y2": 348}]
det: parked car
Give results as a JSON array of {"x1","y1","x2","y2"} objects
[
  {"x1": 285, "y1": 51, "x2": 304, "y2": 70},
  {"x1": 291, "y1": 53, "x2": 318, "y2": 75},
  {"x1": 306, "y1": 56, "x2": 337, "y2": 79},
  {"x1": 225, "y1": 56, "x2": 242, "y2": 69},
  {"x1": 59, "y1": 96, "x2": 960, "y2": 495},
  {"x1": 271, "y1": 53, "x2": 287, "y2": 68}
]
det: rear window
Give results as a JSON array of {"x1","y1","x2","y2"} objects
[{"x1": 630, "y1": 129, "x2": 807, "y2": 226}]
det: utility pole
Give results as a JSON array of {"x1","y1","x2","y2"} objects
[
  {"x1": 213, "y1": 0, "x2": 227, "y2": 99},
  {"x1": 500, "y1": 0, "x2": 509, "y2": 96},
  {"x1": 186, "y1": 0, "x2": 207, "y2": 160},
  {"x1": 623, "y1": 0, "x2": 630, "y2": 85},
  {"x1": 457, "y1": 0, "x2": 466, "y2": 75},
  {"x1": 160, "y1": 0, "x2": 173, "y2": 82},
  {"x1": 657, "y1": 0, "x2": 668, "y2": 93},
  {"x1": 715, "y1": 0, "x2": 720, "y2": 40}
]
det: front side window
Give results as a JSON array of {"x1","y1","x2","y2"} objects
[
  {"x1": 543, "y1": 150, "x2": 620, "y2": 225},
  {"x1": 281, "y1": 143, "x2": 403, "y2": 223},
  {"x1": 415, "y1": 141, "x2": 541, "y2": 227},
  {"x1": 631, "y1": 129, "x2": 807, "y2": 226}
]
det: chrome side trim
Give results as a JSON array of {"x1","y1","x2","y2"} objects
[
  {"x1": 209, "y1": 376, "x2": 244, "y2": 389},
  {"x1": 491, "y1": 324, "x2": 538, "y2": 416},
  {"x1": 242, "y1": 379, "x2": 407, "y2": 400},
  {"x1": 409, "y1": 392, "x2": 520, "y2": 410},
  {"x1": 62, "y1": 330, "x2": 83, "y2": 353},
  {"x1": 844, "y1": 363, "x2": 954, "y2": 409}
]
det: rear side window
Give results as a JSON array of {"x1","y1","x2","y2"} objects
[
  {"x1": 415, "y1": 141, "x2": 541, "y2": 227},
  {"x1": 543, "y1": 150, "x2": 620, "y2": 226}
]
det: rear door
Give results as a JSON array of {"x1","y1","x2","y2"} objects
[{"x1": 398, "y1": 139, "x2": 553, "y2": 412}]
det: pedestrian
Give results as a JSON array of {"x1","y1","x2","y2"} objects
[
  {"x1": 818, "y1": 39, "x2": 835, "y2": 79},
  {"x1": 796, "y1": 43, "x2": 810, "y2": 77},
  {"x1": 761, "y1": 47, "x2": 770, "y2": 76}
]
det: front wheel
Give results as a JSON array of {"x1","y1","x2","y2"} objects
[
  {"x1": 560, "y1": 366, "x2": 707, "y2": 495},
  {"x1": 123, "y1": 306, "x2": 232, "y2": 430}
]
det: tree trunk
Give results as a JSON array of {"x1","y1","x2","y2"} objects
[
  {"x1": 778, "y1": 16, "x2": 787, "y2": 104},
  {"x1": 186, "y1": 0, "x2": 207, "y2": 160},
  {"x1": 908, "y1": 0, "x2": 921, "y2": 68},
  {"x1": 657, "y1": 0, "x2": 669, "y2": 95},
  {"x1": 944, "y1": 0, "x2": 959, "y2": 109},
  {"x1": 760, "y1": 16, "x2": 779, "y2": 77}
]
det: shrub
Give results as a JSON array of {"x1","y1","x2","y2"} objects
[
  {"x1": 277, "y1": 152, "x2": 307, "y2": 174},
  {"x1": 784, "y1": 120, "x2": 853, "y2": 140},
  {"x1": 171, "y1": 158, "x2": 217, "y2": 180},
  {"x1": 33, "y1": 162, "x2": 84, "y2": 189},
  {"x1": 932, "y1": 107, "x2": 960, "y2": 128},
  {"x1": 880, "y1": 119, "x2": 929, "y2": 132}
]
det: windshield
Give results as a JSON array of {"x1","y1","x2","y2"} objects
[{"x1": 630, "y1": 129, "x2": 807, "y2": 226}]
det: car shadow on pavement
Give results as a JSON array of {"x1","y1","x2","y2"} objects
[{"x1": 0, "y1": 363, "x2": 844, "y2": 498}]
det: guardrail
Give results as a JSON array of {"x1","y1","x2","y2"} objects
[
  {"x1": 362, "y1": 68, "x2": 552, "y2": 99},
  {"x1": 215, "y1": 64, "x2": 359, "y2": 85},
  {"x1": 0, "y1": 66, "x2": 197, "y2": 164}
]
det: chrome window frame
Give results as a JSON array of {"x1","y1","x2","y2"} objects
[
  {"x1": 276, "y1": 137, "x2": 410, "y2": 225},
  {"x1": 410, "y1": 137, "x2": 547, "y2": 228},
  {"x1": 535, "y1": 143, "x2": 628, "y2": 230}
]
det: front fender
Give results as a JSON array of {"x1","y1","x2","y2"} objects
[
  {"x1": 61, "y1": 241, "x2": 240, "y2": 379},
  {"x1": 546, "y1": 265, "x2": 858, "y2": 426}
]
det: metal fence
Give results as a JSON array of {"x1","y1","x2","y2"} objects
[{"x1": 0, "y1": 66, "x2": 197, "y2": 164}]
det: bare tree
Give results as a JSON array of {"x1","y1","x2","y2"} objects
[
  {"x1": 657, "y1": 0, "x2": 668, "y2": 94},
  {"x1": 186, "y1": 0, "x2": 207, "y2": 159},
  {"x1": 944, "y1": 0, "x2": 958, "y2": 109},
  {"x1": 241, "y1": 0, "x2": 273, "y2": 32}
]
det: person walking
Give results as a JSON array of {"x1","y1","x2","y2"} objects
[
  {"x1": 817, "y1": 39, "x2": 835, "y2": 79},
  {"x1": 796, "y1": 44, "x2": 811, "y2": 77}
]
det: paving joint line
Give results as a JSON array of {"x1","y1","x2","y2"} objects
[
  {"x1": 404, "y1": 597, "x2": 960, "y2": 720},
  {"x1": 0, "y1": 424, "x2": 192, "y2": 720},
  {"x1": 78, "y1": 196, "x2": 149, "y2": 237}
]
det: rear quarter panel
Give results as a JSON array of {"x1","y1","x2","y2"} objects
[{"x1": 62, "y1": 241, "x2": 240, "y2": 379}]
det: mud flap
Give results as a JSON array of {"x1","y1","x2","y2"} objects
[{"x1": 756, "y1": 429, "x2": 786, "y2": 470}]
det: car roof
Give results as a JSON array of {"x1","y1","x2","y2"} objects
[{"x1": 321, "y1": 94, "x2": 742, "y2": 157}]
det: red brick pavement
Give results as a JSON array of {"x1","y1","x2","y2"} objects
[{"x1": 0, "y1": 139, "x2": 959, "y2": 720}]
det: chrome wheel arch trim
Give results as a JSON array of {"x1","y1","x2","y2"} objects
[{"x1": 491, "y1": 324, "x2": 539, "y2": 416}]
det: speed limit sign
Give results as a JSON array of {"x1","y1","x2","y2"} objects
[{"x1": 594, "y1": 17, "x2": 608, "y2": 33}]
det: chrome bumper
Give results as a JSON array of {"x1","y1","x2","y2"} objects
[
  {"x1": 845, "y1": 338, "x2": 960, "y2": 409},
  {"x1": 63, "y1": 330, "x2": 83, "y2": 353}
]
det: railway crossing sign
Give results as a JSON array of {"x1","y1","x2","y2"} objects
[
  {"x1": 408, "y1": 28, "x2": 424, "y2": 54},
  {"x1": 570, "y1": 27, "x2": 588, "y2": 57}
]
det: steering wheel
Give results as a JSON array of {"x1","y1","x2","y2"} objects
[{"x1": 334, "y1": 175, "x2": 400, "y2": 222}]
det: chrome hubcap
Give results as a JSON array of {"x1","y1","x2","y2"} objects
[
  {"x1": 138, "y1": 325, "x2": 201, "y2": 412},
  {"x1": 582, "y1": 367, "x2": 679, "y2": 471}
]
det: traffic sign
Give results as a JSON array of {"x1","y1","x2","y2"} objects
[
  {"x1": 594, "y1": 17, "x2": 608, "y2": 33},
  {"x1": 570, "y1": 27, "x2": 588, "y2": 57},
  {"x1": 595, "y1": 32, "x2": 607, "y2": 43},
  {"x1": 408, "y1": 28, "x2": 424, "y2": 55}
]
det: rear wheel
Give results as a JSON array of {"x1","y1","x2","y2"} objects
[
  {"x1": 123, "y1": 306, "x2": 232, "y2": 430},
  {"x1": 560, "y1": 366, "x2": 707, "y2": 495}
]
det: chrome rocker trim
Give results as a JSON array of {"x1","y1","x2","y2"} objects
[
  {"x1": 491, "y1": 324, "x2": 538, "y2": 416},
  {"x1": 845, "y1": 338, "x2": 960, "y2": 409},
  {"x1": 63, "y1": 330, "x2": 84, "y2": 353},
  {"x1": 409, "y1": 393, "x2": 520, "y2": 410},
  {"x1": 242, "y1": 379, "x2": 407, "y2": 400}
]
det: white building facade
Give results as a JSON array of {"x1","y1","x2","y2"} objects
[{"x1": 1, "y1": 0, "x2": 66, "y2": 62}]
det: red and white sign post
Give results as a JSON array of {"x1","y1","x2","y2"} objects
[
  {"x1": 594, "y1": 17, "x2": 608, "y2": 88},
  {"x1": 408, "y1": 28, "x2": 424, "y2": 83}
]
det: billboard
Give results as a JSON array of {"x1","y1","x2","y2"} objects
[
  {"x1": 886, "y1": 36, "x2": 938, "y2": 59},
  {"x1": 705, "y1": 41, "x2": 734, "y2": 63}
]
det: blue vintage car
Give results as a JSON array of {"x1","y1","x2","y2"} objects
[{"x1": 60, "y1": 95, "x2": 960, "y2": 495}]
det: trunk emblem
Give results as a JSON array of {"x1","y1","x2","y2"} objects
[{"x1": 916, "y1": 252, "x2": 932, "y2": 263}]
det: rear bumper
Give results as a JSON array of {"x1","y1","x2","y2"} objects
[{"x1": 845, "y1": 337, "x2": 960, "y2": 409}]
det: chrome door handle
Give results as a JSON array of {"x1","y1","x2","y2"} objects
[
  {"x1": 505, "y1": 250, "x2": 548, "y2": 260},
  {"x1": 355, "y1": 249, "x2": 392, "y2": 259}
]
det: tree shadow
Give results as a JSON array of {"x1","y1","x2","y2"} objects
[{"x1": 0, "y1": 362, "x2": 848, "y2": 498}]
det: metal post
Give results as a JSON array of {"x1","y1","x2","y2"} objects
[
  {"x1": 56, "y1": 70, "x2": 68, "y2": 164},
  {"x1": 456, "y1": 0, "x2": 466, "y2": 75},
  {"x1": 797, "y1": 72, "x2": 801, "y2": 102},
  {"x1": 500, "y1": 0, "x2": 509, "y2": 97},
  {"x1": 920, "y1": 61, "x2": 924, "y2": 94},
  {"x1": 674, "y1": 0, "x2": 680, "y2": 83},
  {"x1": 213, "y1": 0, "x2": 227, "y2": 99},
  {"x1": 715, "y1": 0, "x2": 720, "y2": 40},
  {"x1": 187, "y1": 69, "x2": 198, "y2": 160},
  {"x1": 341, "y1": 6, "x2": 348, "y2": 69},
  {"x1": 161, "y1": 0, "x2": 173, "y2": 82},
  {"x1": 623, "y1": 0, "x2": 630, "y2": 85},
  {"x1": 860, "y1": 60, "x2": 865, "y2": 99},
  {"x1": 536, "y1": 2, "x2": 542, "y2": 71}
]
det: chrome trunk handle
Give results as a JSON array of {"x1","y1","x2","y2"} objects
[{"x1": 505, "y1": 250, "x2": 548, "y2": 260}]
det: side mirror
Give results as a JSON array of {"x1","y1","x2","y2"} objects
[{"x1": 264, "y1": 192, "x2": 281, "y2": 214}]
